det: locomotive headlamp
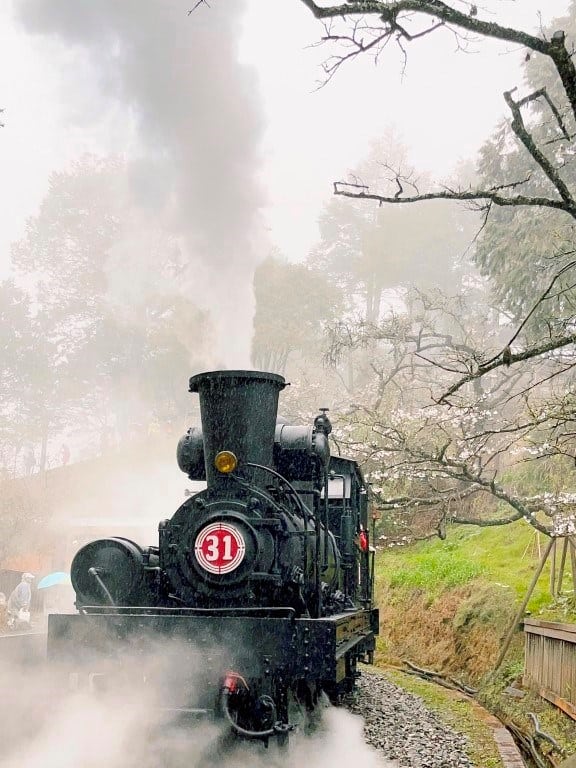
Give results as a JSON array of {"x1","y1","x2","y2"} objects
[{"x1": 214, "y1": 450, "x2": 238, "y2": 474}]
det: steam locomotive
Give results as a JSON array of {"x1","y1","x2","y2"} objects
[{"x1": 48, "y1": 370, "x2": 378, "y2": 744}]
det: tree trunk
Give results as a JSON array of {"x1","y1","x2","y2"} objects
[
  {"x1": 39, "y1": 413, "x2": 49, "y2": 474},
  {"x1": 365, "y1": 273, "x2": 383, "y2": 324}
]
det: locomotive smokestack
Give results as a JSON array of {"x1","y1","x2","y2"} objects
[{"x1": 189, "y1": 370, "x2": 286, "y2": 487}]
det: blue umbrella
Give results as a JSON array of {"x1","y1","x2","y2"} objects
[{"x1": 37, "y1": 572, "x2": 71, "y2": 589}]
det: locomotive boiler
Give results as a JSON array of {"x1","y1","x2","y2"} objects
[{"x1": 48, "y1": 370, "x2": 378, "y2": 744}]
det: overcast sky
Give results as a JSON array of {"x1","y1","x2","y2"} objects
[{"x1": 0, "y1": 0, "x2": 570, "y2": 277}]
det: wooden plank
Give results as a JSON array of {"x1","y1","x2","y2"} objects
[
  {"x1": 551, "y1": 539, "x2": 557, "y2": 596},
  {"x1": 523, "y1": 624, "x2": 576, "y2": 644},
  {"x1": 558, "y1": 538, "x2": 569, "y2": 595},
  {"x1": 538, "y1": 686, "x2": 576, "y2": 722},
  {"x1": 496, "y1": 538, "x2": 555, "y2": 670},
  {"x1": 571, "y1": 538, "x2": 576, "y2": 593},
  {"x1": 524, "y1": 618, "x2": 576, "y2": 635}
]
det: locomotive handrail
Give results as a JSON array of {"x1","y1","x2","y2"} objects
[
  {"x1": 323, "y1": 471, "x2": 330, "y2": 571},
  {"x1": 78, "y1": 605, "x2": 298, "y2": 618},
  {"x1": 314, "y1": 494, "x2": 322, "y2": 619},
  {"x1": 88, "y1": 567, "x2": 115, "y2": 606}
]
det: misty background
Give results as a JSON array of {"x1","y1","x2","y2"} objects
[{"x1": 2, "y1": 0, "x2": 576, "y2": 589}]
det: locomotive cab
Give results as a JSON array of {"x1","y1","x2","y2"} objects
[{"x1": 325, "y1": 456, "x2": 373, "y2": 607}]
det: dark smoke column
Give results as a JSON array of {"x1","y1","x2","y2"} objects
[{"x1": 17, "y1": 0, "x2": 264, "y2": 366}]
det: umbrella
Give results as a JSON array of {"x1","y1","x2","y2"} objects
[{"x1": 37, "y1": 572, "x2": 71, "y2": 589}]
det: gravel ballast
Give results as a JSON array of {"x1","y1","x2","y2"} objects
[{"x1": 345, "y1": 672, "x2": 476, "y2": 768}]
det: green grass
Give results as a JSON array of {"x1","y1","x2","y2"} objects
[
  {"x1": 377, "y1": 520, "x2": 558, "y2": 613},
  {"x1": 386, "y1": 545, "x2": 483, "y2": 590}
]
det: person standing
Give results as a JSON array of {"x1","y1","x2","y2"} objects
[{"x1": 7, "y1": 573, "x2": 34, "y2": 628}]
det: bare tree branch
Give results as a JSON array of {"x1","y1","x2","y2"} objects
[
  {"x1": 504, "y1": 88, "x2": 576, "y2": 213},
  {"x1": 188, "y1": 0, "x2": 210, "y2": 14},
  {"x1": 299, "y1": 2, "x2": 576, "y2": 121},
  {"x1": 439, "y1": 332, "x2": 576, "y2": 403},
  {"x1": 333, "y1": 180, "x2": 571, "y2": 215}
]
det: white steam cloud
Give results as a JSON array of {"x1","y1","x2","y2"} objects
[{"x1": 1, "y1": 645, "x2": 392, "y2": 768}]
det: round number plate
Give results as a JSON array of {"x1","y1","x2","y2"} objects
[{"x1": 194, "y1": 522, "x2": 246, "y2": 574}]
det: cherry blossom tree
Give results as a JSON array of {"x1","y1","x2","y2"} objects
[{"x1": 326, "y1": 284, "x2": 576, "y2": 542}]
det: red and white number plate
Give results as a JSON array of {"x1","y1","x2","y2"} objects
[{"x1": 194, "y1": 522, "x2": 246, "y2": 574}]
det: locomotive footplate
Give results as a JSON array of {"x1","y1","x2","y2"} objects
[{"x1": 48, "y1": 606, "x2": 378, "y2": 702}]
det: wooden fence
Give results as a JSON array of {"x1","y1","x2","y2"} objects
[{"x1": 523, "y1": 618, "x2": 576, "y2": 720}]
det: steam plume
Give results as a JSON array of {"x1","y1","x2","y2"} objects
[
  {"x1": 1, "y1": 648, "x2": 392, "y2": 768},
  {"x1": 17, "y1": 0, "x2": 264, "y2": 366}
]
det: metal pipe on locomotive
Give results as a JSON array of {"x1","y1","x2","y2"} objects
[{"x1": 49, "y1": 370, "x2": 378, "y2": 744}]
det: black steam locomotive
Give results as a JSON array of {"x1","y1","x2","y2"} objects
[{"x1": 48, "y1": 371, "x2": 378, "y2": 744}]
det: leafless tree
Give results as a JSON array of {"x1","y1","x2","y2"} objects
[{"x1": 300, "y1": 1, "x2": 576, "y2": 401}]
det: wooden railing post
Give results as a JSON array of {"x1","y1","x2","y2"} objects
[
  {"x1": 494, "y1": 536, "x2": 555, "y2": 671},
  {"x1": 557, "y1": 538, "x2": 569, "y2": 597}
]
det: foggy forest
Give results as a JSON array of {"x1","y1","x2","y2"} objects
[{"x1": 3, "y1": 0, "x2": 576, "y2": 558}]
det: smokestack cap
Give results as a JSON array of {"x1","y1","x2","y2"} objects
[
  {"x1": 189, "y1": 369, "x2": 286, "y2": 392},
  {"x1": 188, "y1": 370, "x2": 287, "y2": 486}
]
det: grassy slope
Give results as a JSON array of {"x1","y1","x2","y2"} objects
[
  {"x1": 379, "y1": 520, "x2": 557, "y2": 611},
  {"x1": 373, "y1": 520, "x2": 576, "y2": 758},
  {"x1": 374, "y1": 519, "x2": 556, "y2": 680}
]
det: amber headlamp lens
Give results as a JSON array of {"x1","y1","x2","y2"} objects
[{"x1": 214, "y1": 451, "x2": 238, "y2": 474}]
